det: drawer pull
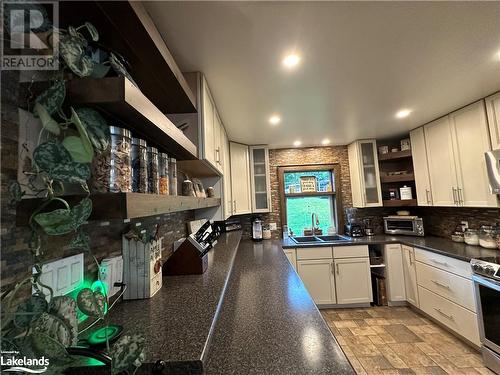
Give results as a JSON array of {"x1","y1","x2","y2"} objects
[
  {"x1": 434, "y1": 307, "x2": 454, "y2": 321},
  {"x1": 336, "y1": 263, "x2": 340, "y2": 275},
  {"x1": 431, "y1": 259, "x2": 449, "y2": 267},
  {"x1": 431, "y1": 280, "x2": 451, "y2": 290}
]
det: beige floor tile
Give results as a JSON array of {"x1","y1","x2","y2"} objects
[
  {"x1": 416, "y1": 342, "x2": 439, "y2": 356},
  {"x1": 383, "y1": 325, "x2": 424, "y2": 343},
  {"x1": 389, "y1": 343, "x2": 436, "y2": 367},
  {"x1": 335, "y1": 320, "x2": 359, "y2": 328},
  {"x1": 355, "y1": 319, "x2": 370, "y2": 327},
  {"x1": 447, "y1": 356, "x2": 484, "y2": 369},
  {"x1": 427, "y1": 354, "x2": 461, "y2": 374},
  {"x1": 379, "y1": 332, "x2": 398, "y2": 344},
  {"x1": 411, "y1": 367, "x2": 448, "y2": 375},
  {"x1": 455, "y1": 369, "x2": 482, "y2": 375},
  {"x1": 365, "y1": 318, "x2": 392, "y2": 326},
  {"x1": 473, "y1": 368, "x2": 495, "y2": 375},
  {"x1": 340, "y1": 327, "x2": 355, "y2": 336},
  {"x1": 377, "y1": 345, "x2": 410, "y2": 369},
  {"x1": 351, "y1": 326, "x2": 379, "y2": 336},
  {"x1": 349, "y1": 343, "x2": 382, "y2": 357},
  {"x1": 369, "y1": 335, "x2": 387, "y2": 346},
  {"x1": 358, "y1": 355, "x2": 394, "y2": 370}
]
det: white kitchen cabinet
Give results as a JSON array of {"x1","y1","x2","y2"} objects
[
  {"x1": 249, "y1": 146, "x2": 271, "y2": 213},
  {"x1": 229, "y1": 142, "x2": 252, "y2": 215},
  {"x1": 384, "y1": 244, "x2": 406, "y2": 303},
  {"x1": 449, "y1": 101, "x2": 497, "y2": 207},
  {"x1": 424, "y1": 116, "x2": 458, "y2": 207},
  {"x1": 283, "y1": 249, "x2": 297, "y2": 271},
  {"x1": 402, "y1": 245, "x2": 419, "y2": 307},
  {"x1": 334, "y1": 257, "x2": 372, "y2": 304},
  {"x1": 348, "y1": 139, "x2": 382, "y2": 207},
  {"x1": 486, "y1": 92, "x2": 500, "y2": 150},
  {"x1": 410, "y1": 128, "x2": 433, "y2": 206},
  {"x1": 297, "y1": 259, "x2": 336, "y2": 305},
  {"x1": 201, "y1": 76, "x2": 216, "y2": 168},
  {"x1": 222, "y1": 128, "x2": 232, "y2": 219}
]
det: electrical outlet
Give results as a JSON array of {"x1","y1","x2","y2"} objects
[{"x1": 269, "y1": 222, "x2": 277, "y2": 230}]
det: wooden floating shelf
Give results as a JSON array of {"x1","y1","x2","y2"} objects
[
  {"x1": 378, "y1": 150, "x2": 412, "y2": 161},
  {"x1": 285, "y1": 191, "x2": 335, "y2": 197},
  {"x1": 383, "y1": 199, "x2": 417, "y2": 207},
  {"x1": 67, "y1": 77, "x2": 197, "y2": 160},
  {"x1": 17, "y1": 194, "x2": 220, "y2": 222},
  {"x1": 177, "y1": 160, "x2": 221, "y2": 178},
  {"x1": 380, "y1": 173, "x2": 415, "y2": 183}
]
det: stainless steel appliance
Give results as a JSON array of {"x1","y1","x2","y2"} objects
[
  {"x1": 485, "y1": 150, "x2": 500, "y2": 194},
  {"x1": 345, "y1": 207, "x2": 365, "y2": 237},
  {"x1": 383, "y1": 216, "x2": 424, "y2": 236},
  {"x1": 471, "y1": 257, "x2": 500, "y2": 374}
]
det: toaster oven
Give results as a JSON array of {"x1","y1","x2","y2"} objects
[{"x1": 383, "y1": 216, "x2": 424, "y2": 236}]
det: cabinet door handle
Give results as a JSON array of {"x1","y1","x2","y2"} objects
[
  {"x1": 431, "y1": 279, "x2": 451, "y2": 290},
  {"x1": 457, "y1": 187, "x2": 463, "y2": 206},
  {"x1": 233, "y1": 200, "x2": 237, "y2": 213},
  {"x1": 336, "y1": 263, "x2": 340, "y2": 275},
  {"x1": 451, "y1": 187, "x2": 458, "y2": 205},
  {"x1": 425, "y1": 189, "x2": 432, "y2": 205},
  {"x1": 330, "y1": 262, "x2": 334, "y2": 274},
  {"x1": 431, "y1": 259, "x2": 449, "y2": 267},
  {"x1": 434, "y1": 308, "x2": 454, "y2": 321},
  {"x1": 229, "y1": 200, "x2": 233, "y2": 214}
]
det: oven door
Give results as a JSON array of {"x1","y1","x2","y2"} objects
[
  {"x1": 384, "y1": 219, "x2": 416, "y2": 235},
  {"x1": 473, "y1": 274, "x2": 500, "y2": 354}
]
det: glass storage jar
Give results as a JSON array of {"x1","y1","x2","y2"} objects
[
  {"x1": 131, "y1": 138, "x2": 148, "y2": 193},
  {"x1": 91, "y1": 126, "x2": 131, "y2": 193},
  {"x1": 147, "y1": 146, "x2": 159, "y2": 194},
  {"x1": 159, "y1": 152, "x2": 169, "y2": 195},
  {"x1": 169, "y1": 157, "x2": 177, "y2": 196},
  {"x1": 479, "y1": 225, "x2": 497, "y2": 249},
  {"x1": 464, "y1": 229, "x2": 479, "y2": 246}
]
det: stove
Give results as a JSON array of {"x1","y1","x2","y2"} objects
[{"x1": 470, "y1": 256, "x2": 500, "y2": 374}]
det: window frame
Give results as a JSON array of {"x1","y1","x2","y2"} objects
[{"x1": 277, "y1": 164, "x2": 344, "y2": 235}]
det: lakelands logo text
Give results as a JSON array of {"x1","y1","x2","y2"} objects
[
  {"x1": 1, "y1": 0, "x2": 59, "y2": 70},
  {"x1": 1, "y1": 352, "x2": 49, "y2": 373}
]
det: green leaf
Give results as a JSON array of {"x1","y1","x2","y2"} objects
[
  {"x1": 34, "y1": 102, "x2": 60, "y2": 135},
  {"x1": 84, "y1": 22, "x2": 99, "y2": 42},
  {"x1": 49, "y1": 296, "x2": 78, "y2": 346},
  {"x1": 33, "y1": 140, "x2": 72, "y2": 172},
  {"x1": 32, "y1": 312, "x2": 73, "y2": 347},
  {"x1": 14, "y1": 294, "x2": 48, "y2": 329},
  {"x1": 76, "y1": 288, "x2": 106, "y2": 318},
  {"x1": 49, "y1": 162, "x2": 90, "y2": 185},
  {"x1": 60, "y1": 33, "x2": 93, "y2": 77},
  {"x1": 109, "y1": 52, "x2": 137, "y2": 86},
  {"x1": 70, "y1": 230, "x2": 90, "y2": 252},
  {"x1": 109, "y1": 334, "x2": 146, "y2": 374},
  {"x1": 70, "y1": 197, "x2": 92, "y2": 228},
  {"x1": 75, "y1": 107, "x2": 110, "y2": 153},
  {"x1": 89, "y1": 62, "x2": 110, "y2": 79},
  {"x1": 30, "y1": 332, "x2": 72, "y2": 361},
  {"x1": 34, "y1": 207, "x2": 73, "y2": 235},
  {"x1": 8, "y1": 180, "x2": 24, "y2": 203},
  {"x1": 62, "y1": 136, "x2": 93, "y2": 163},
  {"x1": 33, "y1": 80, "x2": 65, "y2": 116}
]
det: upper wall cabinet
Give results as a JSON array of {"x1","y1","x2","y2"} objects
[
  {"x1": 249, "y1": 146, "x2": 271, "y2": 213},
  {"x1": 486, "y1": 92, "x2": 500, "y2": 150},
  {"x1": 229, "y1": 142, "x2": 252, "y2": 215},
  {"x1": 348, "y1": 140, "x2": 382, "y2": 207},
  {"x1": 410, "y1": 128, "x2": 432, "y2": 206},
  {"x1": 422, "y1": 101, "x2": 497, "y2": 208}
]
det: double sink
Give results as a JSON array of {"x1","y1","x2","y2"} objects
[{"x1": 290, "y1": 234, "x2": 351, "y2": 244}]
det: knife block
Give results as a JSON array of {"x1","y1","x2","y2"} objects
[{"x1": 163, "y1": 236, "x2": 208, "y2": 275}]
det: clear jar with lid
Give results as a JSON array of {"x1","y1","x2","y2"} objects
[
  {"x1": 169, "y1": 157, "x2": 177, "y2": 196},
  {"x1": 159, "y1": 152, "x2": 169, "y2": 195},
  {"x1": 464, "y1": 228, "x2": 479, "y2": 246},
  {"x1": 131, "y1": 138, "x2": 148, "y2": 193},
  {"x1": 91, "y1": 126, "x2": 131, "y2": 192},
  {"x1": 147, "y1": 146, "x2": 159, "y2": 194},
  {"x1": 479, "y1": 225, "x2": 497, "y2": 249}
]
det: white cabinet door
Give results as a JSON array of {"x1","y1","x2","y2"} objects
[
  {"x1": 229, "y1": 142, "x2": 252, "y2": 215},
  {"x1": 249, "y1": 146, "x2": 271, "y2": 213},
  {"x1": 402, "y1": 245, "x2": 419, "y2": 307},
  {"x1": 384, "y1": 244, "x2": 406, "y2": 302},
  {"x1": 450, "y1": 101, "x2": 497, "y2": 207},
  {"x1": 410, "y1": 128, "x2": 433, "y2": 206},
  {"x1": 297, "y1": 259, "x2": 336, "y2": 305},
  {"x1": 222, "y1": 129, "x2": 232, "y2": 219},
  {"x1": 283, "y1": 249, "x2": 297, "y2": 271},
  {"x1": 213, "y1": 111, "x2": 223, "y2": 174},
  {"x1": 424, "y1": 116, "x2": 458, "y2": 206},
  {"x1": 334, "y1": 257, "x2": 372, "y2": 304},
  {"x1": 486, "y1": 92, "x2": 500, "y2": 150},
  {"x1": 202, "y1": 78, "x2": 216, "y2": 167}
]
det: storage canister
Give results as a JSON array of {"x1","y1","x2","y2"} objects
[
  {"x1": 169, "y1": 157, "x2": 177, "y2": 196},
  {"x1": 91, "y1": 126, "x2": 132, "y2": 193},
  {"x1": 131, "y1": 138, "x2": 148, "y2": 193},
  {"x1": 400, "y1": 185, "x2": 413, "y2": 200},
  {"x1": 159, "y1": 152, "x2": 169, "y2": 195},
  {"x1": 147, "y1": 146, "x2": 159, "y2": 194}
]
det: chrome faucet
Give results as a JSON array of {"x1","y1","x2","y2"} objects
[{"x1": 311, "y1": 213, "x2": 319, "y2": 235}]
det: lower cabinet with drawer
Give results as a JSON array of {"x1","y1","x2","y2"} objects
[
  {"x1": 297, "y1": 258, "x2": 336, "y2": 305},
  {"x1": 283, "y1": 248, "x2": 297, "y2": 271}
]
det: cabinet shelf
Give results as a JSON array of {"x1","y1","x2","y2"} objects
[
  {"x1": 17, "y1": 194, "x2": 220, "y2": 222},
  {"x1": 383, "y1": 199, "x2": 417, "y2": 207},
  {"x1": 380, "y1": 173, "x2": 415, "y2": 183},
  {"x1": 378, "y1": 150, "x2": 412, "y2": 161},
  {"x1": 67, "y1": 76, "x2": 198, "y2": 160}
]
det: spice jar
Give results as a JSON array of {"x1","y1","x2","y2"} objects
[
  {"x1": 131, "y1": 138, "x2": 148, "y2": 193},
  {"x1": 479, "y1": 225, "x2": 497, "y2": 249},
  {"x1": 464, "y1": 229, "x2": 479, "y2": 246},
  {"x1": 91, "y1": 126, "x2": 131, "y2": 192},
  {"x1": 147, "y1": 146, "x2": 159, "y2": 194},
  {"x1": 169, "y1": 157, "x2": 177, "y2": 196},
  {"x1": 159, "y1": 152, "x2": 169, "y2": 195}
]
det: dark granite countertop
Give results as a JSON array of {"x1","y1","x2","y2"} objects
[
  {"x1": 282, "y1": 234, "x2": 499, "y2": 261},
  {"x1": 204, "y1": 239, "x2": 355, "y2": 375}
]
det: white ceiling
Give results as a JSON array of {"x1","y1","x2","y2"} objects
[{"x1": 145, "y1": 1, "x2": 500, "y2": 148}]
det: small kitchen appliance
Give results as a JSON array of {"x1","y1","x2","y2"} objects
[
  {"x1": 383, "y1": 216, "x2": 424, "y2": 236},
  {"x1": 214, "y1": 218, "x2": 242, "y2": 233},
  {"x1": 345, "y1": 208, "x2": 365, "y2": 237},
  {"x1": 471, "y1": 257, "x2": 500, "y2": 373},
  {"x1": 252, "y1": 217, "x2": 263, "y2": 242},
  {"x1": 363, "y1": 218, "x2": 375, "y2": 236}
]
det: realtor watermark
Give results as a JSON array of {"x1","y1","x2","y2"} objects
[
  {"x1": 1, "y1": 350, "x2": 49, "y2": 373},
  {"x1": 1, "y1": 0, "x2": 59, "y2": 70}
]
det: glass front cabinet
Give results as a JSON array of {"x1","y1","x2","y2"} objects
[
  {"x1": 347, "y1": 139, "x2": 383, "y2": 207},
  {"x1": 249, "y1": 146, "x2": 271, "y2": 213}
]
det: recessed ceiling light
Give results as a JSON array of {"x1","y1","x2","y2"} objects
[
  {"x1": 321, "y1": 139, "x2": 330, "y2": 145},
  {"x1": 395, "y1": 109, "x2": 412, "y2": 119},
  {"x1": 293, "y1": 140, "x2": 302, "y2": 147},
  {"x1": 495, "y1": 50, "x2": 500, "y2": 60},
  {"x1": 269, "y1": 115, "x2": 281, "y2": 125},
  {"x1": 283, "y1": 53, "x2": 301, "y2": 68}
]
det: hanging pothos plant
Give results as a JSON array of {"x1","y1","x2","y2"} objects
[{"x1": 3, "y1": 20, "x2": 144, "y2": 375}]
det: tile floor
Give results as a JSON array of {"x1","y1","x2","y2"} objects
[{"x1": 321, "y1": 306, "x2": 495, "y2": 375}]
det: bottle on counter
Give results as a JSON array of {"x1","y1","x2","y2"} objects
[
  {"x1": 147, "y1": 146, "x2": 159, "y2": 194},
  {"x1": 131, "y1": 137, "x2": 148, "y2": 193},
  {"x1": 159, "y1": 152, "x2": 169, "y2": 195},
  {"x1": 168, "y1": 157, "x2": 177, "y2": 196}
]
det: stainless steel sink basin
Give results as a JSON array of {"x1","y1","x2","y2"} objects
[
  {"x1": 290, "y1": 235, "x2": 351, "y2": 244},
  {"x1": 316, "y1": 235, "x2": 350, "y2": 242},
  {"x1": 290, "y1": 236, "x2": 323, "y2": 243}
]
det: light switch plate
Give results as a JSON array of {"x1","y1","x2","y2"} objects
[{"x1": 269, "y1": 223, "x2": 277, "y2": 231}]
